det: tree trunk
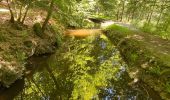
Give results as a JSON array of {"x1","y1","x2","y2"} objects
[
  {"x1": 120, "y1": 0, "x2": 125, "y2": 21},
  {"x1": 42, "y1": 0, "x2": 55, "y2": 33},
  {"x1": 21, "y1": 4, "x2": 30, "y2": 24},
  {"x1": 116, "y1": 9, "x2": 119, "y2": 21},
  {"x1": 156, "y1": 0, "x2": 166, "y2": 26},
  {"x1": 131, "y1": 9, "x2": 136, "y2": 21},
  {"x1": 156, "y1": 12, "x2": 162, "y2": 26},
  {"x1": 130, "y1": 1, "x2": 137, "y2": 21},
  {"x1": 147, "y1": 0, "x2": 157, "y2": 24},
  {"x1": 17, "y1": 4, "x2": 23, "y2": 22},
  {"x1": 6, "y1": 0, "x2": 14, "y2": 23}
]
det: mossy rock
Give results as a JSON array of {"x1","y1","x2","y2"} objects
[
  {"x1": 33, "y1": 23, "x2": 43, "y2": 37},
  {"x1": 24, "y1": 40, "x2": 35, "y2": 48}
]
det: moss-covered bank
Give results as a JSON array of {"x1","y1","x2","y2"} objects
[
  {"x1": 0, "y1": 22, "x2": 60, "y2": 87},
  {"x1": 104, "y1": 24, "x2": 170, "y2": 99}
]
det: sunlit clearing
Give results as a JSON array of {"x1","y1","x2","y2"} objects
[{"x1": 101, "y1": 21, "x2": 115, "y2": 28}]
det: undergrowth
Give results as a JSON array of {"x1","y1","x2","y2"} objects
[{"x1": 139, "y1": 23, "x2": 170, "y2": 40}]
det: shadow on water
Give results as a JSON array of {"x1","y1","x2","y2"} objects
[
  {"x1": 0, "y1": 79, "x2": 24, "y2": 100},
  {"x1": 0, "y1": 34, "x2": 162, "y2": 100}
]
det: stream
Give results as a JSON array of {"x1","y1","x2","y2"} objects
[{"x1": 0, "y1": 33, "x2": 161, "y2": 100}]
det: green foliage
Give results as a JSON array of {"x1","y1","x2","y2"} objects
[
  {"x1": 33, "y1": 0, "x2": 49, "y2": 9},
  {"x1": 35, "y1": 35, "x2": 124, "y2": 99},
  {"x1": 21, "y1": 30, "x2": 29, "y2": 37},
  {"x1": 149, "y1": 66, "x2": 161, "y2": 76},
  {"x1": 164, "y1": 82, "x2": 170, "y2": 93},
  {"x1": 0, "y1": 33, "x2": 6, "y2": 42},
  {"x1": 140, "y1": 23, "x2": 170, "y2": 40},
  {"x1": 130, "y1": 53, "x2": 139, "y2": 62},
  {"x1": 105, "y1": 24, "x2": 133, "y2": 34},
  {"x1": 2, "y1": 53, "x2": 14, "y2": 62},
  {"x1": 33, "y1": 23, "x2": 42, "y2": 37},
  {"x1": 12, "y1": 34, "x2": 127, "y2": 99},
  {"x1": 51, "y1": 24, "x2": 63, "y2": 47},
  {"x1": 16, "y1": 51, "x2": 26, "y2": 62},
  {"x1": 141, "y1": 23, "x2": 156, "y2": 33},
  {"x1": 52, "y1": 0, "x2": 111, "y2": 28}
]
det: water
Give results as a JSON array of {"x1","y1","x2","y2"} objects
[{"x1": 0, "y1": 34, "x2": 161, "y2": 100}]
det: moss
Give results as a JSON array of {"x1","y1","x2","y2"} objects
[
  {"x1": 0, "y1": 34, "x2": 6, "y2": 42},
  {"x1": 104, "y1": 24, "x2": 134, "y2": 35},
  {"x1": 16, "y1": 51, "x2": 27, "y2": 62},
  {"x1": 0, "y1": 22, "x2": 59, "y2": 87},
  {"x1": 164, "y1": 82, "x2": 170, "y2": 93},
  {"x1": 0, "y1": 57, "x2": 24, "y2": 87},
  {"x1": 148, "y1": 66, "x2": 161, "y2": 76},
  {"x1": 33, "y1": 23, "x2": 43, "y2": 37},
  {"x1": 104, "y1": 24, "x2": 170, "y2": 99}
]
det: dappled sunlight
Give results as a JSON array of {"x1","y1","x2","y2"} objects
[
  {"x1": 101, "y1": 21, "x2": 115, "y2": 28},
  {"x1": 8, "y1": 34, "x2": 154, "y2": 100},
  {"x1": 0, "y1": 8, "x2": 9, "y2": 22},
  {"x1": 131, "y1": 34, "x2": 144, "y2": 40},
  {"x1": 0, "y1": 8, "x2": 9, "y2": 13},
  {"x1": 0, "y1": 57, "x2": 24, "y2": 87},
  {"x1": 0, "y1": 0, "x2": 170, "y2": 99}
]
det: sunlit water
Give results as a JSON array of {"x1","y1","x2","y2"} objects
[{"x1": 0, "y1": 34, "x2": 161, "y2": 100}]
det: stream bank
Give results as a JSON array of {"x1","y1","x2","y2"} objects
[
  {"x1": 104, "y1": 24, "x2": 170, "y2": 99},
  {"x1": 0, "y1": 22, "x2": 59, "y2": 87},
  {"x1": 0, "y1": 34, "x2": 161, "y2": 100},
  {"x1": 0, "y1": 22, "x2": 167, "y2": 99}
]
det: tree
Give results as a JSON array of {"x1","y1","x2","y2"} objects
[
  {"x1": 6, "y1": 0, "x2": 14, "y2": 22},
  {"x1": 6, "y1": 0, "x2": 34, "y2": 24},
  {"x1": 41, "y1": 0, "x2": 55, "y2": 33}
]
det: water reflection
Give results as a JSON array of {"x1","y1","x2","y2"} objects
[
  {"x1": 0, "y1": 35, "x2": 160, "y2": 100},
  {"x1": 0, "y1": 79, "x2": 24, "y2": 100}
]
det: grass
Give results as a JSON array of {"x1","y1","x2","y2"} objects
[
  {"x1": 148, "y1": 66, "x2": 161, "y2": 76},
  {"x1": 0, "y1": 33, "x2": 6, "y2": 42},
  {"x1": 164, "y1": 82, "x2": 170, "y2": 93},
  {"x1": 138, "y1": 23, "x2": 170, "y2": 40},
  {"x1": 105, "y1": 24, "x2": 133, "y2": 34}
]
